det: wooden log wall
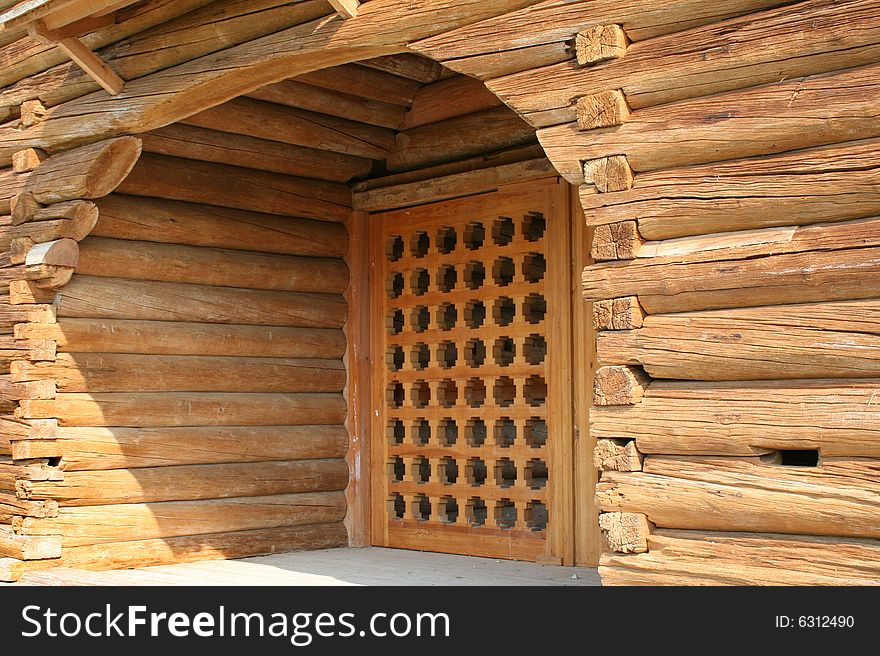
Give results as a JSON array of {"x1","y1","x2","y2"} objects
[
  {"x1": 411, "y1": 0, "x2": 880, "y2": 585},
  {"x1": 2, "y1": 0, "x2": 878, "y2": 584},
  {"x1": 0, "y1": 0, "x2": 550, "y2": 577}
]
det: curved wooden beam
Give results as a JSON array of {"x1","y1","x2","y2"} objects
[{"x1": 0, "y1": 0, "x2": 541, "y2": 164}]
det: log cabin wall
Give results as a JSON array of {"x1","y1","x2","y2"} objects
[
  {"x1": 442, "y1": 0, "x2": 880, "y2": 584},
  {"x1": 2, "y1": 0, "x2": 880, "y2": 584}
]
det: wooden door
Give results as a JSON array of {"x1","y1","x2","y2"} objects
[{"x1": 369, "y1": 178, "x2": 576, "y2": 563}]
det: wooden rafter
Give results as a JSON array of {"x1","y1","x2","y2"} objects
[
  {"x1": 329, "y1": 0, "x2": 359, "y2": 19},
  {"x1": 0, "y1": 0, "x2": 135, "y2": 95}
]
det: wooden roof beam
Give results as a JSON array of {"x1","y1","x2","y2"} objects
[
  {"x1": 29, "y1": 20, "x2": 124, "y2": 95},
  {"x1": 328, "y1": 0, "x2": 359, "y2": 19}
]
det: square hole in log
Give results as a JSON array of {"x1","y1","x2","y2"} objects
[
  {"x1": 411, "y1": 342, "x2": 430, "y2": 370},
  {"x1": 438, "y1": 264, "x2": 458, "y2": 293},
  {"x1": 437, "y1": 340, "x2": 458, "y2": 369},
  {"x1": 411, "y1": 305, "x2": 430, "y2": 332}
]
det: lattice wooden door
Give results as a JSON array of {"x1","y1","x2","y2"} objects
[{"x1": 369, "y1": 179, "x2": 574, "y2": 563}]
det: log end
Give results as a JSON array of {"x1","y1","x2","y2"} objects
[
  {"x1": 576, "y1": 24, "x2": 628, "y2": 67},
  {"x1": 576, "y1": 90, "x2": 630, "y2": 130}
]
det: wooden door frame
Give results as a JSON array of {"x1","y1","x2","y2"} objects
[{"x1": 344, "y1": 180, "x2": 600, "y2": 566}]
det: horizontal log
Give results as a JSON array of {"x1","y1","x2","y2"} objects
[
  {"x1": 387, "y1": 107, "x2": 536, "y2": 172},
  {"x1": 0, "y1": 525, "x2": 61, "y2": 560},
  {"x1": 492, "y1": 0, "x2": 880, "y2": 127},
  {"x1": 0, "y1": 491, "x2": 57, "y2": 518},
  {"x1": 439, "y1": 42, "x2": 572, "y2": 80},
  {"x1": 0, "y1": 1, "x2": 333, "y2": 116},
  {"x1": 17, "y1": 392, "x2": 347, "y2": 427},
  {"x1": 600, "y1": 529, "x2": 880, "y2": 586},
  {"x1": 12, "y1": 353, "x2": 345, "y2": 393},
  {"x1": 597, "y1": 456, "x2": 880, "y2": 539},
  {"x1": 140, "y1": 123, "x2": 373, "y2": 183},
  {"x1": 598, "y1": 301, "x2": 880, "y2": 380},
  {"x1": 400, "y1": 75, "x2": 502, "y2": 131},
  {"x1": 353, "y1": 144, "x2": 546, "y2": 193},
  {"x1": 93, "y1": 194, "x2": 348, "y2": 257},
  {"x1": 295, "y1": 63, "x2": 421, "y2": 106},
  {"x1": 591, "y1": 379, "x2": 880, "y2": 457},
  {"x1": 583, "y1": 137, "x2": 880, "y2": 239},
  {"x1": 20, "y1": 459, "x2": 349, "y2": 506},
  {"x1": 32, "y1": 522, "x2": 347, "y2": 573},
  {"x1": 360, "y1": 53, "x2": 444, "y2": 84},
  {"x1": 353, "y1": 158, "x2": 556, "y2": 212},
  {"x1": 0, "y1": 298, "x2": 54, "y2": 331},
  {"x1": 17, "y1": 318, "x2": 345, "y2": 359},
  {"x1": 15, "y1": 424, "x2": 348, "y2": 471},
  {"x1": 56, "y1": 276, "x2": 347, "y2": 328},
  {"x1": 76, "y1": 237, "x2": 348, "y2": 294},
  {"x1": 582, "y1": 218, "x2": 880, "y2": 312},
  {"x1": 412, "y1": 0, "x2": 791, "y2": 62},
  {"x1": 182, "y1": 96, "x2": 394, "y2": 161},
  {"x1": 248, "y1": 79, "x2": 407, "y2": 130},
  {"x1": 539, "y1": 61, "x2": 880, "y2": 183},
  {"x1": 0, "y1": 137, "x2": 141, "y2": 216},
  {"x1": 0, "y1": 212, "x2": 98, "y2": 251},
  {"x1": 14, "y1": 491, "x2": 347, "y2": 546},
  {"x1": 116, "y1": 153, "x2": 352, "y2": 222},
  {"x1": 0, "y1": 1, "x2": 569, "y2": 164}
]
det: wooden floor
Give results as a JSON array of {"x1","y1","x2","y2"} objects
[{"x1": 14, "y1": 547, "x2": 600, "y2": 586}]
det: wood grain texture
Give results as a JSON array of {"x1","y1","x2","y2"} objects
[
  {"x1": 591, "y1": 380, "x2": 880, "y2": 457},
  {"x1": 539, "y1": 61, "x2": 880, "y2": 183},
  {"x1": 492, "y1": 0, "x2": 880, "y2": 127}
]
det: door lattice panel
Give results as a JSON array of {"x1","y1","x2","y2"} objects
[{"x1": 371, "y1": 181, "x2": 571, "y2": 562}]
